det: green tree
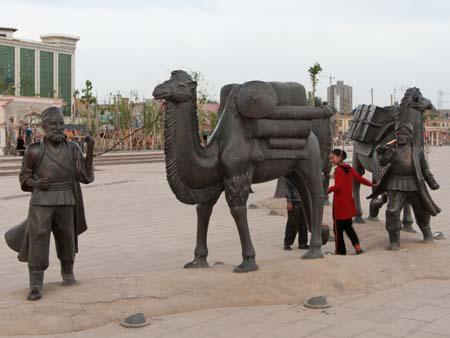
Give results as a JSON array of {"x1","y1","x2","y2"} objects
[
  {"x1": 308, "y1": 62, "x2": 323, "y2": 107},
  {"x1": 80, "y1": 80, "x2": 97, "y2": 131}
]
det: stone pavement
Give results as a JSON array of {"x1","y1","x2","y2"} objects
[
  {"x1": 0, "y1": 146, "x2": 449, "y2": 337},
  {"x1": 14, "y1": 279, "x2": 450, "y2": 338}
]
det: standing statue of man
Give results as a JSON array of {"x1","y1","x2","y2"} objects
[
  {"x1": 5, "y1": 107, "x2": 94, "y2": 301},
  {"x1": 370, "y1": 122, "x2": 440, "y2": 250}
]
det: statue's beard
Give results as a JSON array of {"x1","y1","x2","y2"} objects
[{"x1": 47, "y1": 131, "x2": 65, "y2": 143}]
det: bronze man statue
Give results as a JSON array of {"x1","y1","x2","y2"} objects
[
  {"x1": 5, "y1": 107, "x2": 94, "y2": 300},
  {"x1": 371, "y1": 122, "x2": 440, "y2": 250}
]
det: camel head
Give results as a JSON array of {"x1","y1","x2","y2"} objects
[
  {"x1": 153, "y1": 70, "x2": 197, "y2": 103},
  {"x1": 400, "y1": 87, "x2": 434, "y2": 113}
]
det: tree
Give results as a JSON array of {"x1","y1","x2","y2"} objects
[
  {"x1": 189, "y1": 71, "x2": 214, "y2": 143},
  {"x1": 308, "y1": 62, "x2": 323, "y2": 107},
  {"x1": 80, "y1": 80, "x2": 97, "y2": 131}
]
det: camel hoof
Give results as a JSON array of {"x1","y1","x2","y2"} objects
[
  {"x1": 402, "y1": 225, "x2": 417, "y2": 233},
  {"x1": 184, "y1": 258, "x2": 209, "y2": 269},
  {"x1": 233, "y1": 259, "x2": 259, "y2": 273},
  {"x1": 302, "y1": 247, "x2": 324, "y2": 259},
  {"x1": 367, "y1": 216, "x2": 379, "y2": 222},
  {"x1": 423, "y1": 237, "x2": 434, "y2": 243},
  {"x1": 387, "y1": 242, "x2": 400, "y2": 251},
  {"x1": 353, "y1": 216, "x2": 365, "y2": 224}
]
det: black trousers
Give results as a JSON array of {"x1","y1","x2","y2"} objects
[
  {"x1": 28, "y1": 205, "x2": 75, "y2": 271},
  {"x1": 284, "y1": 204, "x2": 308, "y2": 246},
  {"x1": 334, "y1": 219, "x2": 360, "y2": 255},
  {"x1": 386, "y1": 190, "x2": 430, "y2": 233}
]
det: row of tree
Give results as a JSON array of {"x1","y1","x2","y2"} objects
[{"x1": 69, "y1": 64, "x2": 325, "y2": 153}]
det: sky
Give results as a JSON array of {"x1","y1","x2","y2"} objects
[{"x1": 3, "y1": 0, "x2": 450, "y2": 107}]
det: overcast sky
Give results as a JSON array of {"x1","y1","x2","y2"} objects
[{"x1": 3, "y1": 0, "x2": 450, "y2": 107}]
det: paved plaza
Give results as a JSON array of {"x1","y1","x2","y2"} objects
[{"x1": 0, "y1": 147, "x2": 449, "y2": 337}]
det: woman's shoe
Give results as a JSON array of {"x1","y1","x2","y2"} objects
[{"x1": 354, "y1": 244, "x2": 364, "y2": 255}]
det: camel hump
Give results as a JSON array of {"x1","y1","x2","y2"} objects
[
  {"x1": 269, "y1": 82, "x2": 307, "y2": 106},
  {"x1": 237, "y1": 81, "x2": 278, "y2": 119}
]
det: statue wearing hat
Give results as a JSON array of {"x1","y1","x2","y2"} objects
[
  {"x1": 370, "y1": 121, "x2": 440, "y2": 250},
  {"x1": 4, "y1": 107, "x2": 95, "y2": 301}
]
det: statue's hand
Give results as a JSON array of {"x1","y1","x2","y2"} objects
[
  {"x1": 36, "y1": 177, "x2": 52, "y2": 191},
  {"x1": 428, "y1": 180, "x2": 440, "y2": 190},
  {"x1": 84, "y1": 135, "x2": 95, "y2": 154}
]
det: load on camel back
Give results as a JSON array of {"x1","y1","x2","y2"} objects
[{"x1": 153, "y1": 70, "x2": 333, "y2": 273}]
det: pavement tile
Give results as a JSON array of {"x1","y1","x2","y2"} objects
[
  {"x1": 308, "y1": 306, "x2": 361, "y2": 325},
  {"x1": 354, "y1": 330, "x2": 396, "y2": 338},
  {"x1": 321, "y1": 319, "x2": 377, "y2": 338},
  {"x1": 341, "y1": 293, "x2": 401, "y2": 312},
  {"x1": 430, "y1": 294, "x2": 450, "y2": 309},
  {"x1": 371, "y1": 318, "x2": 425, "y2": 337},
  {"x1": 389, "y1": 294, "x2": 431, "y2": 311},
  {"x1": 405, "y1": 331, "x2": 450, "y2": 338},
  {"x1": 421, "y1": 313, "x2": 450, "y2": 336},
  {"x1": 401, "y1": 304, "x2": 450, "y2": 323},
  {"x1": 268, "y1": 319, "x2": 328, "y2": 338},
  {"x1": 356, "y1": 303, "x2": 404, "y2": 324}
]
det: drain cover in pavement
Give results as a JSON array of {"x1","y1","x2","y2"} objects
[
  {"x1": 120, "y1": 313, "x2": 150, "y2": 328},
  {"x1": 304, "y1": 296, "x2": 330, "y2": 309}
]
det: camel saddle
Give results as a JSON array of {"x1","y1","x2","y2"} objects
[{"x1": 220, "y1": 81, "x2": 333, "y2": 160}]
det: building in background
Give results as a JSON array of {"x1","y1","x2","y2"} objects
[
  {"x1": 333, "y1": 113, "x2": 353, "y2": 145},
  {"x1": 424, "y1": 109, "x2": 450, "y2": 146},
  {"x1": 0, "y1": 27, "x2": 79, "y2": 117},
  {"x1": 327, "y1": 81, "x2": 353, "y2": 114}
]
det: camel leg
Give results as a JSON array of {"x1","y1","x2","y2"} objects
[
  {"x1": 401, "y1": 204, "x2": 416, "y2": 233},
  {"x1": 184, "y1": 198, "x2": 218, "y2": 269},
  {"x1": 322, "y1": 162, "x2": 332, "y2": 206},
  {"x1": 224, "y1": 172, "x2": 258, "y2": 273},
  {"x1": 352, "y1": 153, "x2": 365, "y2": 224},
  {"x1": 289, "y1": 134, "x2": 324, "y2": 259}
]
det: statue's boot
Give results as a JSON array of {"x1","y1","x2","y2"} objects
[
  {"x1": 419, "y1": 226, "x2": 433, "y2": 243},
  {"x1": 387, "y1": 231, "x2": 400, "y2": 251},
  {"x1": 61, "y1": 262, "x2": 77, "y2": 286},
  {"x1": 27, "y1": 270, "x2": 44, "y2": 301}
]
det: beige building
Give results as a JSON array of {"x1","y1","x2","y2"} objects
[
  {"x1": 425, "y1": 118, "x2": 450, "y2": 146},
  {"x1": 333, "y1": 113, "x2": 353, "y2": 143}
]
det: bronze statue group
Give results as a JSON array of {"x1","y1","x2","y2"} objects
[{"x1": 3, "y1": 74, "x2": 441, "y2": 301}]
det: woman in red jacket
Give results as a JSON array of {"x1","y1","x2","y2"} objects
[{"x1": 327, "y1": 149, "x2": 373, "y2": 255}]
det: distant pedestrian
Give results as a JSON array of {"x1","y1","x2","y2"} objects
[
  {"x1": 24, "y1": 124, "x2": 33, "y2": 146},
  {"x1": 284, "y1": 179, "x2": 309, "y2": 251},
  {"x1": 328, "y1": 149, "x2": 373, "y2": 255},
  {"x1": 16, "y1": 136, "x2": 26, "y2": 156}
]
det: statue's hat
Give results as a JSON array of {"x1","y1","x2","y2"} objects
[{"x1": 41, "y1": 107, "x2": 64, "y2": 123}]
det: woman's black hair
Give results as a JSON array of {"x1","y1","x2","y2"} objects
[
  {"x1": 332, "y1": 149, "x2": 350, "y2": 173},
  {"x1": 331, "y1": 148, "x2": 347, "y2": 160}
]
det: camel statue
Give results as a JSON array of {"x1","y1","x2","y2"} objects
[
  {"x1": 153, "y1": 70, "x2": 331, "y2": 272},
  {"x1": 350, "y1": 88, "x2": 433, "y2": 229}
]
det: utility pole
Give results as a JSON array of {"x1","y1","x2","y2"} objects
[
  {"x1": 370, "y1": 88, "x2": 374, "y2": 105},
  {"x1": 328, "y1": 73, "x2": 335, "y2": 86}
]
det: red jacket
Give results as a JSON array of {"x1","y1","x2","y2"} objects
[{"x1": 327, "y1": 164, "x2": 373, "y2": 220}]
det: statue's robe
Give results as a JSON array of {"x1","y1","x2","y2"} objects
[
  {"x1": 4, "y1": 138, "x2": 94, "y2": 262},
  {"x1": 369, "y1": 142, "x2": 440, "y2": 217}
]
